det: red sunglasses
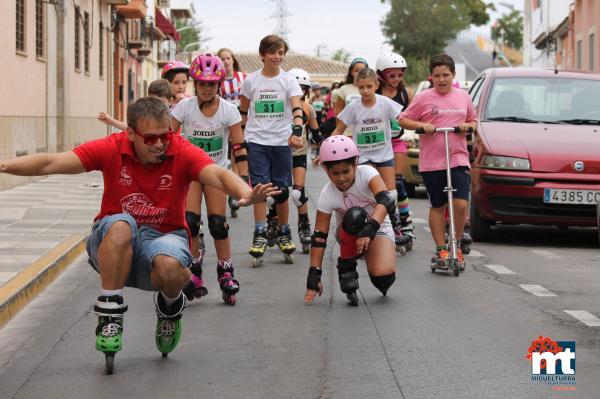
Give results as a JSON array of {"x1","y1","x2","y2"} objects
[{"x1": 133, "y1": 129, "x2": 174, "y2": 145}]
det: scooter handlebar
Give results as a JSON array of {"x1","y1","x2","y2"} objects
[{"x1": 415, "y1": 126, "x2": 474, "y2": 134}]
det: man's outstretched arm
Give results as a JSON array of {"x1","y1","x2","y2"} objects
[{"x1": 0, "y1": 151, "x2": 86, "y2": 176}]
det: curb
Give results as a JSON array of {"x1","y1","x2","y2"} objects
[{"x1": 0, "y1": 233, "x2": 88, "y2": 329}]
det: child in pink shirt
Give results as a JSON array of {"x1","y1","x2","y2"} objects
[{"x1": 398, "y1": 54, "x2": 477, "y2": 266}]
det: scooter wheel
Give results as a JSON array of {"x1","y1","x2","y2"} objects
[
  {"x1": 452, "y1": 260, "x2": 460, "y2": 277},
  {"x1": 162, "y1": 353, "x2": 168, "y2": 358}
]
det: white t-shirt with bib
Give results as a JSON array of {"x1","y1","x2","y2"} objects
[
  {"x1": 317, "y1": 165, "x2": 393, "y2": 235},
  {"x1": 240, "y1": 69, "x2": 303, "y2": 146},
  {"x1": 171, "y1": 97, "x2": 241, "y2": 167},
  {"x1": 337, "y1": 94, "x2": 403, "y2": 164}
]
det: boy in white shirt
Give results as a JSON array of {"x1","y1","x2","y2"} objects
[{"x1": 239, "y1": 34, "x2": 304, "y2": 265}]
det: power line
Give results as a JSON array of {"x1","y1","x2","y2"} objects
[{"x1": 270, "y1": 0, "x2": 290, "y2": 39}]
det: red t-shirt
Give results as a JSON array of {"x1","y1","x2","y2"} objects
[{"x1": 73, "y1": 132, "x2": 213, "y2": 233}]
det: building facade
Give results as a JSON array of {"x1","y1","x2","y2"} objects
[
  {"x1": 523, "y1": 0, "x2": 572, "y2": 68},
  {"x1": 1, "y1": 0, "x2": 184, "y2": 190},
  {"x1": 1, "y1": 0, "x2": 112, "y2": 189}
]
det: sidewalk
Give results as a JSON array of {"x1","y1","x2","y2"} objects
[{"x1": 0, "y1": 173, "x2": 103, "y2": 326}]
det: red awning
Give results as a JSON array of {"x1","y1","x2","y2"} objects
[{"x1": 155, "y1": 8, "x2": 180, "y2": 41}]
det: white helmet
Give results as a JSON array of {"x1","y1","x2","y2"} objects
[
  {"x1": 288, "y1": 68, "x2": 311, "y2": 88},
  {"x1": 375, "y1": 52, "x2": 408, "y2": 72}
]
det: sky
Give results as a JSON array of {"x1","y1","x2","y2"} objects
[{"x1": 192, "y1": 0, "x2": 523, "y2": 67}]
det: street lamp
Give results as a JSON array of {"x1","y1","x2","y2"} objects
[
  {"x1": 177, "y1": 20, "x2": 201, "y2": 33},
  {"x1": 183, "y1": 41, "x2": 202, "y2": 52},
  {"x1": 498, "y1": 2, "x2": 515, "y2": 11}
]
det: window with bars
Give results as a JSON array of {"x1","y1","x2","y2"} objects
[
  {"x1": 75, "y1": 7, "x2": 80, "y2": 70},
  {"x1": 36, "y1": 0, "x2": 44, "y2": 57},
  {"x1": 99, "y1": 22, "x2": 104, "y2": 78},
  {"x1": 84, "y1": 12, "x2": 89, "y2": 73},
  {"x1": 16, "y1": 0, "x2": 25, "y2": 53}
]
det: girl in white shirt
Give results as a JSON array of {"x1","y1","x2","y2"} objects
[
  {"x1": 331, "y1": 68, "x2": 411, "y2": 254},
  {"x1": 304, "y1": 136, "x2": 397, "y2": 307},
  {"x1": 171, "y1": 54, "x2": 248, "y2": 306}
]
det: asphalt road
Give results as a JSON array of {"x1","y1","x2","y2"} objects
[{"x1": 0, "y1": 167, "x2": 598, "y2": 399}]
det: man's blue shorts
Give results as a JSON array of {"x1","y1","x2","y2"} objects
[
  {"x1": 246, "y1": 142, "x2": 292, "y2": 188},
  {"x1": 421, "y1": 166, "x2": 471, "y2": 208},
  {"x1": 86, "y1": 213, "x2": 191, "y2": 291}
]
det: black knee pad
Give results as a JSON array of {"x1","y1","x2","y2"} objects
[
  {"x1": 341, "y1": 206, "x2": 368, "y2": 235},
  {"x1": 186, "y1": 211, "x2": 201, "y2": 237},
  {"x1": 369, "y1": 273, "x2": 396, "y2": 296},
  {"x1": 208, "y1": 214, "x2": 229, "y2": 240},
  {"x1": 395, "y1": 175, "x2": 407, "y2": 199},
  {"x1": 273, "y1": 186, "x2": 289, "y2": 204}
]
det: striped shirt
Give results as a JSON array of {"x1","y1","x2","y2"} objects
[{"x1": 220, "y1": 71, "x2": 247, "y2": 108}]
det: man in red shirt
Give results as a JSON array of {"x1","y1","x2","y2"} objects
[{"x1": 0, "y1": 97, "x2": 277, "y2": 369}]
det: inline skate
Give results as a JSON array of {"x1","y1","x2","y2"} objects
[
  {"x1": 298, "y1": 215, "x2": 312, "y2": 254},
  {"x1": 337, "y1": 257, "x2": 359, "y2": 306},
  {"x1": 249, "y1": 228, "x2": 267, "y2": 268},
  {"x1": 217, "y1": 259, "x2": 240, "y2": 305},
  {"x1": 94, "y1": 295, "x2": 128, "y2": 374},
  {"x1": 276, "y1": 225, "x2": 296, "y2": 263},
  {"x1": 154, "y1": 292, "x2": 186, "y2": 358}
]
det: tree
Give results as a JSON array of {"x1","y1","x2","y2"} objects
[
  {"x1": 491, "y1": 10, "x2": 524, "y2": 50},
  {"x1": 331, "y1": 48, "x2": 351, "y2": 63},
  {"x1": 380, "y1": 0, "x2": 495, "y2": 58}
]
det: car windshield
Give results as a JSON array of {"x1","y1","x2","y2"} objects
[{"x1": 484, "y1": 77, "x2": 600, "y2": 124}]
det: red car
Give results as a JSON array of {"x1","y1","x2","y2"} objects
[{"x1": 468, "y1": 68, "x2": 600, "y2": 242}]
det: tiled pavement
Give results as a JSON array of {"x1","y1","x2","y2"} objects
[{"x1": 0, "y1": 173, "x2": 103, "y2": 287}]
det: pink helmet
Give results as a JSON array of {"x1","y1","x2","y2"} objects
[
  {"x1": 189, "y1": 54, "x2": 226, "y2": 82},
  {"x1": 161, "y1": 61, "x2": 189, "y2": 79},
  {"x1": 319, "y1": 136, "x2": 359, "y2": 163}
]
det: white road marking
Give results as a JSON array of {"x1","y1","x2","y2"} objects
[
  {"x1": 563, "y1": 310, "x2": 600, "y2": 327},
  {"x1": 423, "y1": 226, "x2": 431, "y2": 232},
  {"x1": 519, "y1": 284, "x2": 557, "y2": 297},
  {"x1": 412, "y1": 218, "x2": 427, "y2": 224},
  {"x1": 531, "y1": 249, "x2": 561, "y2": 259},
  {"x1": 467, "y1": 249, "x2": 485, "y2": 257},
  {"x1": 484, "y1": 264, "x2": 515, "y2": 275}
]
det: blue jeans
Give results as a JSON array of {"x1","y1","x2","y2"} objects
[{"x1": 86, "y1": 213, "x2": 191, "y2": 291}]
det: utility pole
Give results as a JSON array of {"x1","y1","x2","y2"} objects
[{"x1": 270, "y1": 0, "x2": 291, "y2": 40}]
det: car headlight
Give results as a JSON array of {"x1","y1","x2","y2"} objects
[{"x1": 481, "y1": 155, "x2": 531, "y2": 171}]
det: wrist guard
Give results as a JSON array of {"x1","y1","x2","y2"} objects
[
  {"x1": 292, "y1": 125, "x2": 303, "y2": 137},
  {"x1": 306, "y1": 267, "x2": 322, "y2": 291},
  {"x1": 357, "y1": 218, "x2": 380, "y2": 239}
]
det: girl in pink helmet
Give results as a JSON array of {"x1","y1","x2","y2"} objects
[
  {"x1": 304, "y1": 136, "x2": 397, "y2": 306},
  {"x1": 171, "y1": 53, "x2": 249, "y2": 306},
  {"x1": 375, "y1": 52, "x2": 416, "y2": 249},
  {"x1": 161, "y1": 61, "x2": 191, "y2": 107}
]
